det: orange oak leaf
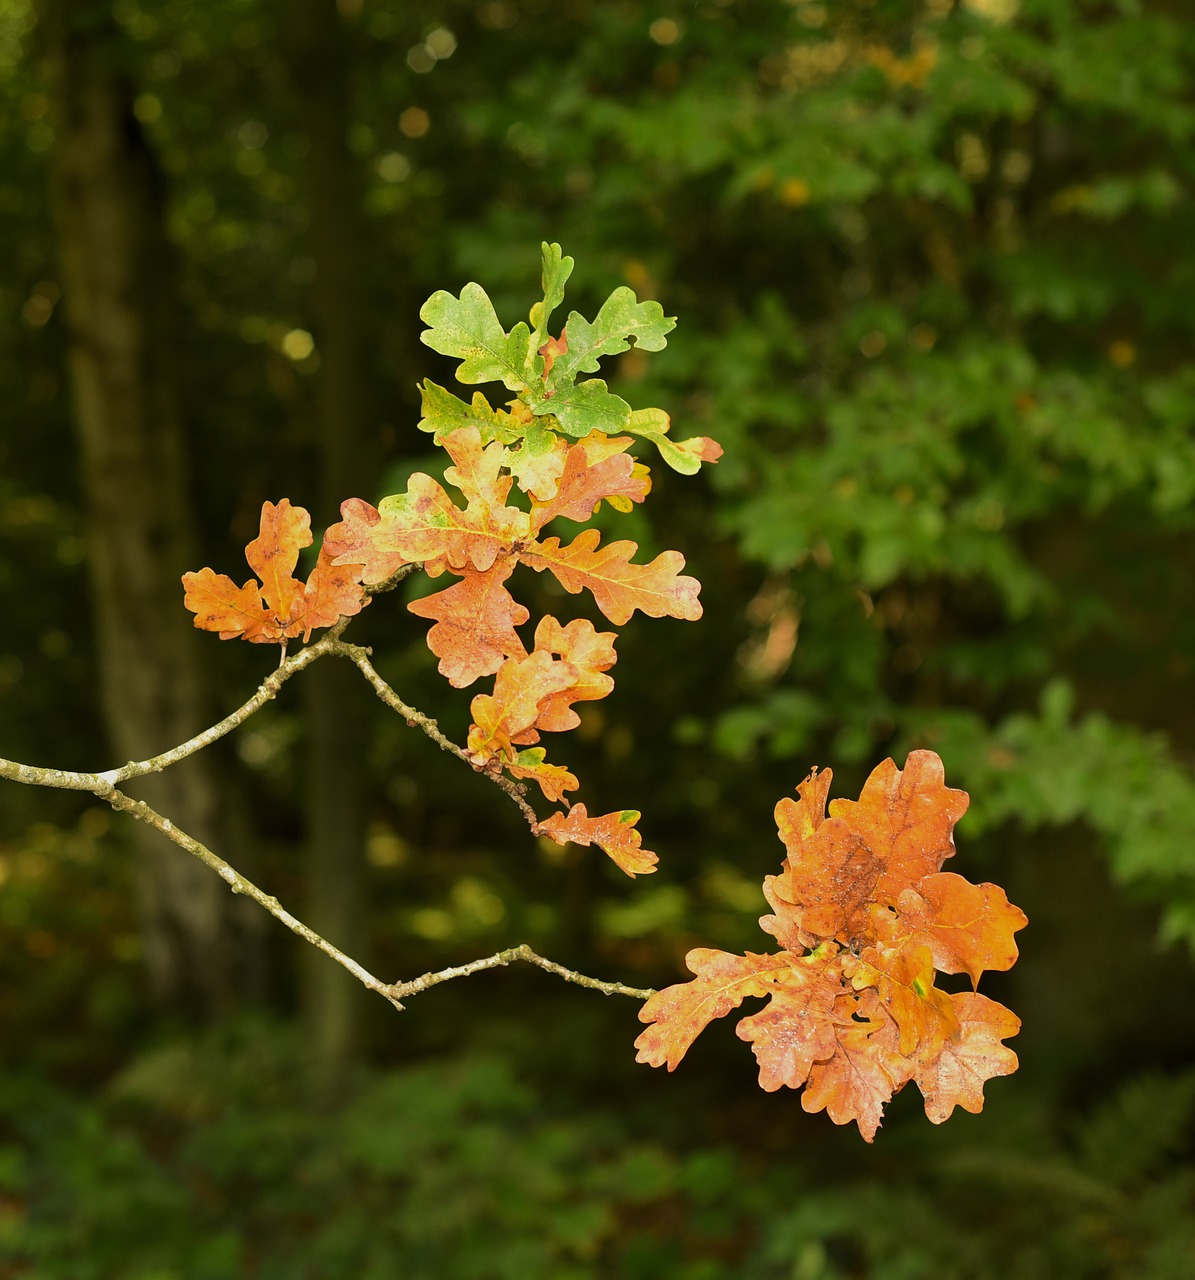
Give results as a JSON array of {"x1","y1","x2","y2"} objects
[
  {"x1": 467, "y1": 649, "x2": 579, "y2": 763},
  {"x1": 800, "y1": 992, "x2": 909, "y2": 1143},
  {"x1": 634, "y1": 751, "x2": 1026, "y2": 1141},
  {"x1": 635, "y1": 950, "x2": 798, "y2": 1069},
  {"x1": 844, "y1": 943, "x2": 960, "y2": 1062},
  {"x1": 463, "y1": 618, "x2": 618, "y2": 809},
  {"x1": 522, "y1": 529, "x2": 702, "y2": 625},
  {"x1": 917, "y1": 992, "x2": 1021, "y2": 1124},
  {"x1": 538, "y1": 804, "x2": 658, "y2": 877},
  {"x1": 530, "y1": 433, "x2": 650, "y2": 528},
  {"x1": 882, "y1": 873, "x2": 1028, "y2": 987},
  {"x1": 408, "y1": 563, "x2": 529, "y2": 688},
  {"x1": 505, "y1": 747, "x2": 578, "y2": 803},
  {"x1": 525, "y1": 616, "x2": 617, "y2": 734},
  {"x1": 183, "y1": 500, "x2": 366, "y2": 644},
  {"x1": 538, "y1": 327, "x2": 568, "y2": 379},
  {"x1": 320, "y1": 497, "x2": 406, "y2": 584},
  {"x1": 182, "y1": 568, "x2": 272, "y2": 641},
  {"x1": 734, "y1": 947, "x2": 843, "y2": 1090},
  {"x1": 831, "y1": 751, "x2": 970, "y2": 901},
  {"x1": 763, "y1": 751, "x2": 971, "y2": 950}
]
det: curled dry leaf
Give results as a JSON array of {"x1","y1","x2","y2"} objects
[{"x1": 635, "y1": 750, "x2": 1026, "y2": 1141}]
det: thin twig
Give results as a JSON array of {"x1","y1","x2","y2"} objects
[
  {"x1": 343, "y1": 646, "x2": 543, "y2": 830},
  {"x1": 389, "y1": 943, "x2": 655, "y2": 1001},
  {"x1": 113, "y1": 621, "x2": 349, "y2": 782},
  {"x1": 101, "y1": 785, "x2": 407, "y2": 1010},
  {"x1": 0, "y1": 594, "x2": 657, "y2": 1015},
  {"x1": 0, "y1": 623, "x2": 347, "y2": 791},
  {"x1": 364, "y1": 563, "x2": 418, "y2": 595}
]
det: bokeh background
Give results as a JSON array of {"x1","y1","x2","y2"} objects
[{"x1": 3, "y1": 0, "x2": 1195, "y2": 1275}]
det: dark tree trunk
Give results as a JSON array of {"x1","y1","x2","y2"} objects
[
  {"x1": 39, "y1": 0, "x2": 260, "y2": 1015},
  {"x1": 291, "y1": 0, "x2": 376, "y2": 1084}
]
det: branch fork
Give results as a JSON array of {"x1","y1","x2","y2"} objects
[{"x1": 0, "y1": 607, "x2": 653, "y2": 1013}]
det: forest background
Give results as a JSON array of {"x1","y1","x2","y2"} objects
[{"x1": 3, "y1": 0, "x2": 1195, "y2": 1276}]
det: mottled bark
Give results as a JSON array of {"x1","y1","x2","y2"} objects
[{"x1": 39, "y1": 0, "x2": 259, "y2": 1013}]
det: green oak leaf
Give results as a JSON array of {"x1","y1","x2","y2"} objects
[
  {"x1": 506, "y1": 420, "x2": 564, "y2": 499},
  {"x1": 420, "y1": 282, "x2": 533, "y2": 392},
  {"x1": 530, "y1": 378, "x2": 632, "y2": 438},
  {"x1": 547, "y1": 287, "x2": 675, "y2": 391},
  {"x1": 418, "y1": 381, "x2": 517, "y2": 446},
  {"x1": 624, "y1": 407, "x2": 723, "y2": 474},
  {"x1": 529, "y1": 241, "x2": 574, "y2": 351}
]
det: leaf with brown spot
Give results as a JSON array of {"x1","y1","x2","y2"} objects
[{"x1": 829, "y1": 750, "x2": 970, "y2": 903}]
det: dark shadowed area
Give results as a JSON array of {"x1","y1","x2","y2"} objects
[{"x1": 3, "y1": 1, "x2": 1195, "y2": 1275}]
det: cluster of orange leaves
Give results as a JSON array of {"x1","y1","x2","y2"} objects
[
  {"x1": 181, "y1": 499, "x2": 366, "y2": 644},
  {"x1": 183, "y1": 425, "x2": 717, "y2": 877},
  {"x1": 635, "y1": 750, "x2": 1027, "y2": 1140}
]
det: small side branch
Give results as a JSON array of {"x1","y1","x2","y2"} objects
[
  {"x1": 102, "y1": 785, "x2": 408, "y2": 1012},
  {"x1": 342, "y1": 647, "x2": 542, "y2": 831},
  {"x1": 111, "y1": 621, "x2": 348, "y2": 782},
  {"x1": 0, "y1": 622, "x2": 348, "y2": 791},
  {"x1": 389, "y1": 944, "x2": 655, "y2": 1002}
]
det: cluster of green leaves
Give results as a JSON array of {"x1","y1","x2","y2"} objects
[{"x1": 417, "y1": 240, "x2": 717, "y2": 474}]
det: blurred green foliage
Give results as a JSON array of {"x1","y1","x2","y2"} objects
[
  {"x1": 4, "y1": 1020, "x2": 1195, "y2": 1278},
  {"x1": 4, "y1": 0, "x2": 1195, "y2": 1273}
]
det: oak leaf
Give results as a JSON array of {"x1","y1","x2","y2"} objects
[
  {"x1": 329, "y1": 427, "x2": 702, "y2": 684},
  {"x1": 419, "y1": 281, "x2": 533, "y2": 392},
  {"x1": 183, "y1": 500, "x2": 366, "y2": 644},
  {"x1": 538, "y1": 804, "x2": 657, "y2": 877},
  {"x1": 635, "y1": 751, "x2": 1026, "y2": 1141},
  {"x1": 524, "y1": 617, "x2": 617, "y2": 734},
  {"x1": 467, "y1": 649, "x2": 579, "y2": 763},
  {"x1": 464, "y1": 617, "x2": 617, "y2": 803},
  {"x1": 624, "y1": 407, "x2": 724, "y2": 476},
  {"x1": 521, "y1": 529, "x2": 702, "y2": 625},
  {"x1": 917, "y1": 992, "x2": 1022, "y2": 1124},
  {"x1": 408, "y1": 563, "x2": 529, "y2": 688},
  {"x1": 635, "y1": 950, "x2": 797, "y2": 1069},
  {"x1": 506, "y1": 748, "x2": 578, "y2": 803}
]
